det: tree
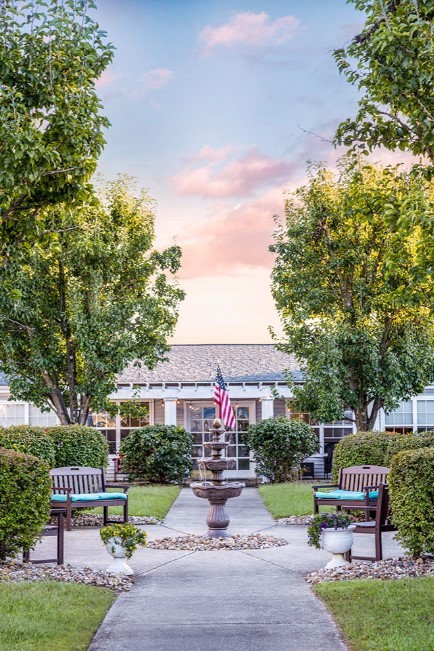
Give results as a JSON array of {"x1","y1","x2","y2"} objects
[
  {"x1": 0, "y1": 0, "x2": 113, "y2": 257},
  {"x1": 245, "y1": 417, "x2": 319, "y2": 483},
  {"x1": 0, "y1": 177, "x2": 185, "y2": 425},
  {"x1": 334, "y1": 0, "x2": 434, "y2": 164},
  {"x1": 270, "y1": 160, "x2": 434, "y2": 431}
]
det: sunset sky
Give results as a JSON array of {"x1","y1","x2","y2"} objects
[{"x1": 94, "y1": 0, "x2": 365, "y2": 344}]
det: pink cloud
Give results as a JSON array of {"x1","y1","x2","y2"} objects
[
  {"x1": 132, "y1": 68, "x2": 174, "y2": 98},
  {"x1": 177, "y1": 185, "x2": 288, "y2": 279},
  {"x1": 199, "y1": 11, "x2": 300, "y2": 54},
  {"x1": 95, "y1": 69, "x2": 119, "y2": 89},
  {"x1": 173, "y1": 148, "x2": 295, "y2": 198}
]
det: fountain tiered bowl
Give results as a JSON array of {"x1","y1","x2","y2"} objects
[{"x1": 191, "y1": 418, "x2": 245, "y2": 538}]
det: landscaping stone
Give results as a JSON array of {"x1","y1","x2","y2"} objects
[
  {"x1": 148, "y1": 533, "x2": 289, "y2": 550},
  {"x1": 68, "y1": 514, "x2": 160, "y2": 527},
  {"x1": 277, "y1": 515, "x2": 313, "y2": 525},
  {"x1": 306, "y1": 557, "x2": 434, "y2": 585},
  {"x1": 0, "y1": 560, "x2": 133, "y2": 592}
]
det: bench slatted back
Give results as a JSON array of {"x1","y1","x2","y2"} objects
[
  {"x1": 339, "y1": 465, "x2": 390, "y2": 492},
  {"x1": 51, "y1": 467, "x2": 106, "y2": 494}
]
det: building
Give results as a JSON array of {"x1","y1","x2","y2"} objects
[{"x1": 1, "y1": 345, "x2": 434, "y2": 479}]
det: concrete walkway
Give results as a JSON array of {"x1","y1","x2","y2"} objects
[{"x1": 31, "y1": 487, "x2": 404, "y2": 650}]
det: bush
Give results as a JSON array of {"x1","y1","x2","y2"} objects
[
  {"x1": 246, "y1": 416, "x2": 319, "y2": 483},
  {"x1": 388, "y1": 448, "x2": 434, "y2": 557},
  {"x1": 0, "y1": 447, "x2": 51, "y2": 560},
  {"x1": 120, "y1": 425, "x2": 193, "y2": 483},
  {"x1": 332, "y1": 431, "x2": 434, "y2": 481},
  {"x1": 0, "y1": 426, "x2": 55, "y2": 466},
  {"x1": 47, "y1": 426, "x2": 109, "y2": 468}
]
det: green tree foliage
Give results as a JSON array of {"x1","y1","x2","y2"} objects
[
  {"x1": 0, "y1": 177, "x2": 184, "y2": 424},
  {"x1": 0, "y1": 0, "x2": 113, "y2": 257},
  {"x1": 0, "y1": 447, "x2": 51, "y2": 560},
  {"x1": 245, "y1": 416, "x2": 319, "y2": 483},
  {"x1": 120, "y1": 425, "x2": 194, "y2": 484},
  {"x1": 334, "y1": 0, "x2": 434, "y2": 163},
  {"x1": 271, "y1": 160, "x2": 434, "y2": 431}
]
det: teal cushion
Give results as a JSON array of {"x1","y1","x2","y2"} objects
[
  {"x1": 315, "y1": 489, "x2": 379, "y2": 500},
  {"x1": 51, "y1": 492, "x2": 127, "y2": 502}
]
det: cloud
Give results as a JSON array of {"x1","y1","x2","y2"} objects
[
  {"x1": 173, "y1": 148, "x2": 295, "y2": 198},
  {"x1": 177, "y1": 184, "x2": 289, "y2": 279},
  {"x1": 132, "y1": 68, "x2": 174, "y2": 98},
  {"x1": 95, "y1": 69, "x2": 119, "y2": 89},
  {"x1": 199, "y1": 11, "x2": 300, "y2": 55}
]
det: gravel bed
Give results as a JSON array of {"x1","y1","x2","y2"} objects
[
  {"x1": 277, "y1": 515, "x2": 313, "y2": 525},
  {"x1": 0, "y1": 560, "x2": 133, "y2": 592},
  {"x1": 306, "y1": 557, "x2": 434, "y2": 585},
  {"x1": 148, "y1": 533, "x2": 288, "y2": 551},
  {"x1": 67, "y1": 514, "x2": 161, "y2": 527}
]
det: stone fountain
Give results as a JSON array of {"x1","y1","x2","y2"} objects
[{"x1": 191, "y1": 418, "x2": 245, "y2": 538}]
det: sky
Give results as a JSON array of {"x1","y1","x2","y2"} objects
[{"x1": 94, "y1": 0, "x2": 365, "y2": 344}]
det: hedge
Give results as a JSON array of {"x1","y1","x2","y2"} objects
[
  {"x1": 388, "y1": 447, "x2": 434, "y2": 557},
  {"x1": 0, "y1": 426, "x2": 55, "y2": 466},
  {"x1": 0, "y1": 447, "x2": 51, "y2": 560},
  {"x1": 48, "y1": 426, "x2": 109, "y2": 468},
  {"x1": 246, "y1": 416, "x2": 319, "y2": 483},
  {"x1": 120, "y1": 425, "x2": 193, "y2": 483},
  {"x1": 332, "y1": 431, "x2": 434, "y2": 481}
]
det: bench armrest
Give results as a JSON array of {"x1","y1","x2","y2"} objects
[
  {"x1": 312, "y1": 484, "x2": 338, "y2": 491},
  {"x1": 105, "y1": 483, "x2": 129, "y2": 492},
  {"x1": 363, "y1": 485, "x2": 379, "y2": 492}
]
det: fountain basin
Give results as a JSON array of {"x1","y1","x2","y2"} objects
[
  {"x1": 191, "y1": 482, "x2": 244, "y2": 501},
  {"x1": 200, "y1": 459, "x2": 236, "y2": 472}
]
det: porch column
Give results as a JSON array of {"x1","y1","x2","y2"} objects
[
  {"x1": 164, "y1": 398, "x2": 177, "y2": 425},
  {"x1": 261, "y1": 398, "x2": 274, "y2": 420}
]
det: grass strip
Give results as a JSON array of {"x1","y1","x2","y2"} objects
[
  {"x1": 315, "y1": 577, "x2": 434, "y2": 651},
  {"x1": 259, "y1": 481, "x2": 317, "y2": 517},
  {"x1": 91, "y1": 484, "x2": 180, "y2": 518},
  {"x1": 0, "y1": 581, "x2": 114, "y2": 651}
]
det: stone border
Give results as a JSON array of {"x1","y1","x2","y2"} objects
[
  {"x1": 68, "y1": 514, "x2": 161, "y2": 527},
  {"x1": 148, "y1": 533, "x2": 289, "y2": 551},
  {"x1": 306, "y1": 557, "x2": 434, "y2": 585},
  {"x1": 0, "y1": 561, "x2": 133, "y2": 592}
]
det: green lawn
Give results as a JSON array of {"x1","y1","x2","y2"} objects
[
  {"x1": 259, "y1": 481, "x2": 318, "y2": 518},
  {"x1": 91, "y1": 484, "x2": 181, "y2": 519},
  {"x1": 0, "y1": 581, "x2": 114, "y2": 651},
  {"x1": 315, "y1": 577, "x2": 434, "y2": 651}
]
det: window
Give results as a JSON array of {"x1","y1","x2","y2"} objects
[
  {"x1": 416, "y1": 400, "x2": 434, "y2": 431},
  {"x1": 91, "y1": 402, "x2": 150, "y2": 454},
  {"x1": 385, "y1": 401, "x2": 413, "y2": 428},
  {"x1": 29, "y1": 405, "x2": 58, "y2": 427},
  {"x1": 0, "y1": 403, "x2": 25, "y2": 427}
]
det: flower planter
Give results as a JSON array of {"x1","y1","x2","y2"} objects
[
  {"x1": 105, "y1": 537, "x2": 134, "y2": 575},
  {"x1": 322, "y1": 524, "x2": 356, "y2": 569}
]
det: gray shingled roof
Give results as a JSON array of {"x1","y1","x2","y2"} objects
[{"x1": 117, "y1": 344, "x2": 301, "y2": 384}]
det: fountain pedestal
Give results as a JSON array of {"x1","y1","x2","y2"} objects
[{"x1": 191, "y1": 419, "x2": 245, "y2": 538}]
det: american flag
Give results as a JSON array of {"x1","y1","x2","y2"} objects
[{"x1": 214, "y1": 366, "x2": 236, "y2": 430}]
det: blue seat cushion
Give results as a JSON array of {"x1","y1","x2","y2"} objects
[
  {"x1": 51, "y1": 492, "x2": 127, "y2": 502},
  {"x1": 315, "y1": 489, "x2": 379, "y2": 500}
]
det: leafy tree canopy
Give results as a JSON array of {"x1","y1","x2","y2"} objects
[
  {"x1": 334, "y1": 0, "x2": 434, "y2": 165},
  {"x1": 0, "y1": 176, "x2": 185, "y2": 424},
  {"x1": 0, "y1": 0, "x2": 113, "y2": 258},
  {"x1": 271, "y1": 159, "x2": 434, "y2": 431}
]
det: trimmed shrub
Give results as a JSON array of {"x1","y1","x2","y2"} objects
[
  {"x1": 0, "y1": 447, "x2": 51, "y2": 560},
  {"x1": 388, "y1": 448, "x2": 434, "y2": 557},
  {"x1": 47, "y1": 426, "x2": 109, "y2": 468},
  {"x1": 120, "y1": 425, "x2": 193, "y2": 483},
  {"x1": 332, "y1": 431, "x2": 434, "y2": 481},
  {"x1": 246, "y1": 416, "x2": 319, "y2": 483},
  {"x1": 0, "y1": 426, "x2": 55, "y2": 466}
]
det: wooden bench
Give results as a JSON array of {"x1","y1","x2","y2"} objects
[
  {"x1": 343, "y1": 483, "x2": 396, "y2": 561},
  {"x1": 312, "y1": 465, "x2": 390, "y2": 514},
  {"x1": 23, "y1": 507, "x2": 65, "y2": 565},
  {"x1": 50, "y1": 466, "x2": 129, "y2": 531}
]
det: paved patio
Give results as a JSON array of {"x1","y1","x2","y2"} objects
[{"x1": 30, "y1": 488, "x2": 404, "y2": 651}]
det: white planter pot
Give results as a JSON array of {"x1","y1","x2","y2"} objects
[
  {"x1": 322, "y1": 525, "x2": 355, "y2": 569},
  {"x1": 105, "y1": 537, "x2": 134, "y2": 575}
]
